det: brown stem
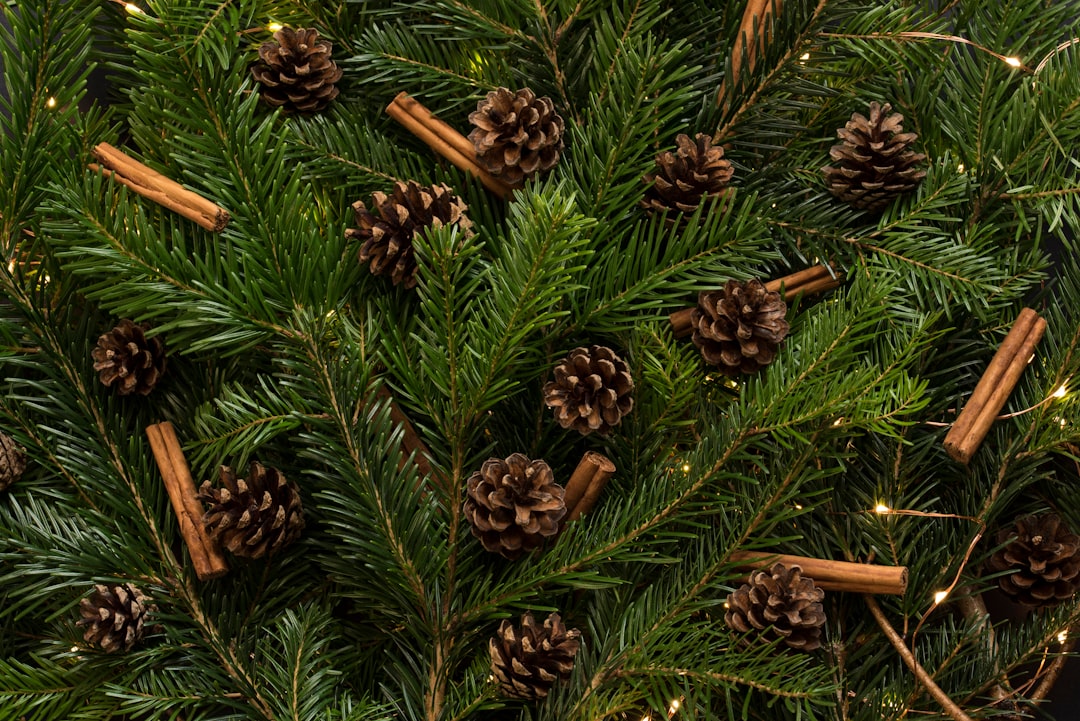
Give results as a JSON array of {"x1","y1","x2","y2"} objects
[
  {"x1": 955, "y1": 592, "x2": 1009, "y2": 702},
  {"x1": 1031, "y1": 635, "x2": 1075, "y2": 702},
  {"x1": 865, "y1": 595, "x2": 974, "y2": 721}
]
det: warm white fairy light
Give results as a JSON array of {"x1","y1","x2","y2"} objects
[
  {"x1": 1058, "y1": 417, "x2": 1068, "y2": 428},
  {"x1": 1053, "y1": 383, "x2": 1068, "y2": 398},
  {"x1": 794, "y1": 503, "x2": 803, "y2": 510},
  {"x1": 933, "y1": 590, "x2": 949, "y2": 605},
  {"x1": 874, "y1": 503, "x2": 891, "y2": 514},
  {"x1": 70, "y1": 645, "x2": 79, "y2": 652},
  {"x1": 45, "y1": 97, "x2": 57, "y2": 108},
  {"x1": 681, "y1": 463, "x2": 691, "y2": 473},
  {"x1": 832, "y1": 417, "x2": 844, "y2": 427},
  {"x1": 1004, "y1": 56, "x2": 1022, "y2": 67},
  {"x1": 124, "y1": 2, "x2": 144, "y2": 14},
  {"x1": 267, "y1": 21, "x2": 284, "y2": 32},
  {"x1": 799, "y1": 52, "x2": 810, "y2": 60},
  {"x1": 1058, "y1": 630, "x2": 1068, "y2": 643},
  {"x1": 957, "y1": 163, "x2": 965, "y2": 173},
  {"x1": 668, "y1": 699, "x2": 681, "y2": 714}
]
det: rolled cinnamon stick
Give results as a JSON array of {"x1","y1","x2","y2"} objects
[
  {"x1": 944, "y1": 308, "x2": 1047, "y2": 464},
  {"x1": 91, "y1": 143, "x2": 229, "y2": 232},
  {"x1": 719, "y1": 0, "x2": 784, "y2": 109},
  {"x1": 146, "y1": 422, "x2": 228, "y2": 580},
  {"x1": 564, "y1": 451, "x2": 616, "y2": 521},
  {"x1": 385, "y1": 93, "x2": 513, "y2": 200},
  {"x1": 669, "y1": 265, "x2": 840, "y2": 338},
  {"x1": 729, "y1": 550, "x2": 907, "y2": 595}
]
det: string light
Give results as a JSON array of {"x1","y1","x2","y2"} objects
[
  {"x1": 874, "y1": 503, "x2": 891, "y2": 514},
  {"x1": 667, "y1": 698, "x2": 681, "y2": 715},
  {"x1": 267, "y1": 21, "x2": 284, "y2": 32},
  {"x1": 681, "y1": 463, "x2": 691, "y2": 473},
  {"x1": 933, "y1": 590, "x2": 949, "y2": 605},
  {"x1": 1004, "y1": 56, "x2": 1022, "y2": 67},
  {"x1": 832, "y1": 417, "x2": 844, "y2": 427},
  {"x1": 957, "y1": 163, "x2": 965, "y2": 173},
  {"x1": 124, "y1": 2, "x2": 144, "y2": 13},
  {"x1": 1053, "y1": 383, "x2": 1068, "y2": 398},
  {"x1": 70, "y1": 645, "x2": 79, "y2": 652},
  {"x1": 1058, "y1": 630, "x2": 1068, "y2": 643}
]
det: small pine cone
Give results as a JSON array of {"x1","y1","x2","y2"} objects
[
  {"x1": 725, "y1": 563, "x2": 826, "y2": 651},
  {"x1": 250, "y1": 27, "x2": 343, "y2": 114},
  {"x1": 691, "y1": 279, "x2": 788, "y2": 375},
  {"x1": 468, "y1": 87, "x2": 565, "y2": 186},
  {"x1": 543, "y1": 346, "x2": 634, "y2": 436},
  {"x1": 822, "y1": 101, "x2": 927, "y2": 210},
  {"x1": 986, "y1": 514, "x2": 1080, "y2": 608},
  {"x1": 91, "y1": 319, "x2": 166, "y2": 396},
  {"x1": 464, "y1": 454, "x2": 566, "y2": 560},
  {"x1": 199, "y1": 462, "x2": 305, "y2": 559},
  {"x1": 489, "y1": 612, "x2": 581, "y2": 700},
  {"x1": 0, "y1": 432, "x2": 26, "y2": 491},
  {"x1": 346, "y1": 181, "x2": 472, "y2": 289},
  {"x1": 641, "y1": 133, "x2": 734, "y2": 214},
  {"x1": 77, "y1": 583, "x2": 154, "y2": 653}
]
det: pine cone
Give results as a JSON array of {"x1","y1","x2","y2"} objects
[
  {"x1": 468, "y1": 87, "x2": 565, "y2": 186},
  {"x1": 464, "y1": 454, "x2": 566, "y2": 560},
  {"x1": 543, "y1": 345, "x2": 634, "y2": 436},
  {"x1": 641, "y1": 133, "x2": 734, "y2": 214},
  {"x1": 725, "y1": 563, "x2": 826, "y2": 651},
  {"x1": 0, "y1": 431, "x2": 26, "y2": 491},
  {"x1": 346, "y1": 181, "x2": 472, "y2": 289},
  {"x1": 77, "y1": 583, "x2": 154, "y2": 653},
  {"x1": 251, "y1": 27, "x2": 343, "y2": 114},
  {"x1": 199, "y1": 462, "x2": 305, "y2": 559},
  {"x1": 691, "y1": 279, "x2": 788, "y2": 375},
  {"x1": 822, "y1": 101, "x2": 927, "y2": 210},
  {"x1": 91, "y1": 319, "x2": 166, "y2": 396},
  {"x1": 986, "y1": 514, "x2": 1080, "y2": 608},
  {"x1": 489, "y1": 612, "x2": 581, "y2": 700}
]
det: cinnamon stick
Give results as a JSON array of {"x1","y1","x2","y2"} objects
[
  {"x1": 385, "y1": 93, "x2": 513, "y2": 200},
  {"x1": 729, "y1": 550, "x2": 907, "y2": 595},
  {"x1": 669, "y1": 265, "x2": 840, "y2": 338},
  {"x1": 91, "y1": 143, "x2": 230, "y2": 232},
  {"x1": 146, "y1": 422, "x2": 228, "y2": 580},
  {"x1": 564, "y1": 451, "x2": 616, "y2": 521},
  {"x1": 944, "y1": 309, "x2": 1047, "y2": 464},
  {"x1": 719, "y1": 0, "x2": 784, "y2": 108}
]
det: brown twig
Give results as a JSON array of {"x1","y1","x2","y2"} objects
[{"x1": 864, "y1": 595, "x2": 975, "y2": 721}]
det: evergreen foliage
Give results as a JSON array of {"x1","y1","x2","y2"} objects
[{"x1": 1, "y1": 0, "x2": 1080, "y2": 719}]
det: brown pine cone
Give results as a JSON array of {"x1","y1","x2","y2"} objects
[
  {"x1": 250, "y1": 27, "x2": 343, "y2": 114},
  {"x1": 543, "y1": 345, "x2": 634, "y2": 436},
  {"x1": 725, "y1": 563, "x2": 826, "y2": 651},
  {"x1": 986, "y1": 514, "x2": 1080, "y2": 608},
  {"x1": 691, "y1": 279, "x2": 788, "y2": 375},
  {"x1": 489, "y1": 611, "x2": 581, "y2": 700},
  {"x1": 0, "y1": 431, "x2": 26, "y2": 491},
  {"x1": 198, "y1": 462, "x2": 305, "y2": 559},
  {"x1": 822, "y1": 101, "x2": 927, "y2": 210},
  {"x1": 346, "y1": 181, "x2": 472, "y2": 289},
  {"x1": 91, "y1": 319, "x2": 166, "y2": 396},
  {"x1": 468, "y1": 87, "x2": 565, "y2": 186},
  {"x1": 77, "y1": 583, "x2": 154, "y2": 653},
  {"x1": 464, "y1": 453, "x2": 566, "y2": 560},
  {"x1": 641, "y1": 133, "x2": 734, "y2": 214}
]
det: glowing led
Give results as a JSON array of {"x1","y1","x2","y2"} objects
[
  {"x1": 1053, "y1": 384, "x2": 1067, "y2": 398},
  {"x1": 794, "y1": 503, "x2": 803, "y2": 510},
  {"x1": 874, "y1": 504, "x2": 891, "y2": 514},
  {"x1": 668, "y1": 699, "x2": 681, "y2": 713},
  {"x1": 124, "y1": 2, "x2": 144, "y2": 13},
  {"x1": 46, "y1": 97, "x2": 57, "y2": 108},
  {"x1": 832, "y1": 417, "x2": 844, "y2": 426},
  {"x1": 799, "y1": 52, "x2": 810, "y2": 60},
  {"x1": 267, "y1": 21, "x2": 284, "y2": 32},
  {"x1": 70, "y1": 645, "x2": 79, "y2": 652},
  {"x1": 681, "y1": 463, "x2": 691, "y2": 473},
  {"x1": 1004, "y1": 56, "x2": 1022, "y2": 67},
  {"x1": 957, "y1": 163, "x2": 965, "y2": 173},
  {"x1": 933, "y1": 590, "x2": 949, "y2": 604},
  {"x1": 1059, "y1": 417, "x2": 1068, "y2": 428},
  {"x1": 1058, "y1": 630, "x2": 1068, "y2": 643},
  {"x1": 723, "y1": 601, "x2": 730, "y2": 609}
]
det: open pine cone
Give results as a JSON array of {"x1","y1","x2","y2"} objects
[
  {"x1": 0, "y1": 431, "x2": 26, "y2": 491},
  {"x1": 468, "y1": 87, "x2": 565, "y2": 186},
  {"x1": 822, "y1": 101, "x2": 927, "y2": 210},
  {"x1": 464, "y1": 453, "x2": 566, "y2": 560},
  {"x1": 543, "y1": 345, "x2": 634, "y2": 436},
  {"x1": 250, "y1": 27, "x2": 343, "y2": 113},
  {"x1": 199, "y1": 462, "x2": 305, "y2": 559},
  {"x1": 489, "y1": 612, "x2": 581, "y2": 700},
  {"x1": 91, "y1": 319, "x2": 166, "y2": 396},
  {"x1": 347, "y1": 180, "x2": 472, "y2": 289},
  {"x1": 725, "y1": 563, "x2": 826, "y2": 651},
  {"x1": 641, "y1": 133, "x2": 734, "y2": 214},
  {"x1": 691, "y1": 279, "x2": 788, "y2": 375},
  {"x1": 77, "y1": 583, "x2": 154, "y2": 653},
  {"x1": 986, "y1": 514, "x2": 1080, "y2": 608}
]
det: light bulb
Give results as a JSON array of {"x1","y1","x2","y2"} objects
[
  {"x1": 933, "y1": 590, "x2": 949, "y2": 604},
  {"x1": 1004, "y1": 57, "x2": 1022, "y2": 67},
  {"x1": 45, "y1": 97, "x2": 57, "y2": 108},
  {"x1": 1053, "y1": 384, "x2": 1067, "y2": 398},
  {"x1": 874, "y1": 504, "x2": 891, "y2": 514},
  {"x1": 267, "y1": 21, "x2": 284, "y2": 32},
  {"x1": 124, "y1": 2, "x2": 143, "y2": 13}
]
